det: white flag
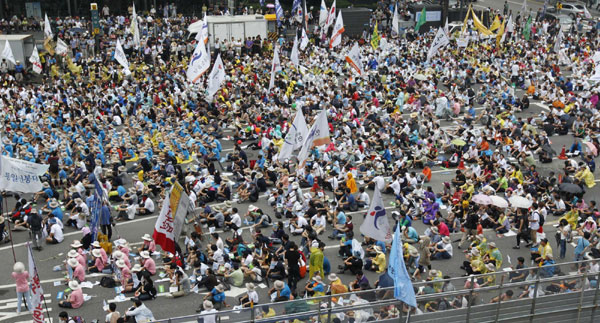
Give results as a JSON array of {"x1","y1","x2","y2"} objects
[
  {"x1": 29, "y1": 46, "x2": 42, "y2": 74},
  {"x1": 114, "y1": 38, "x2": 131, "y2": 75},
  {"x1": 325, "y1": 0, "x2": 336, "y2": 28},
  {"x1": 505, "y1": 15, "x2": 514, "y2": 33},
  {"x1": 360, "y1": 188, "x2": 392, "y2": 242},
  {"x1": 300, "y1": 28, "x2": 309, "y2": 50},
  {"x1": 345, "y1": 42, "x2": 363, "y2": 75},
  {"x1": 391, "y1": 3, "x2": 400, "y2": 38},
  {"x1": 187, "y1": 41, "x2": 211, "y2": 83},
  {"x1": 28, "y1": 244, "x2": 45, "y2": 323},
  {"x1": 152, "y1": 182, "x2": 190, "y2": 253},
  {"x1": 1, "y1": 40, "x2": 15, "y2": 65},
  {"x1": 444, "y1": 16, "x2": 448, "y2": 35},
  {"x1": 329, "y1": 11, "x2": 344, "y2": 49},
  {"x1": 319, "y1": 0, "x2": 328, "y2": 27},
  {"x1": 55, "y1": 37, "x2": 68, "y2": 56},
  {"x1": 269, "y1": 48, "x2": 282, "y2": 90},
  {"x1": 584, "y1": 6, "x2": 592, "y2": 19},
  {"x1": 195, "y1": 14, "x2": 209, "y2": 45},
  {"x1": 297, "y1": 110, "x2": 331, "y2": 164},
  {"x1": 278, "y1": 108, "x2": 309, "y2": 161},
  {"x1": 520, "y1": 0, "x2": 527, "y2": 13},
  {"x1": 130, "y1": 4, "x2": 141, "y2": 49},
  {"x1": 554, "y1": 25, "x2": 563, "y2": 53},
  {"x1": 44, "y1": 13, "x2": 53, "y2": 39},
  {"x1": 290, "y1": 35, "x2": 300, "y2": 67},
  {"x1": 0, "y1": 156, "x2": 50, "y2": 193},
  {"x1": 207, "y1": 54, "x2": 226, "y2": 99},
  {"x1": 427, "y1": 27, "x2": 450, "y2": 62}
]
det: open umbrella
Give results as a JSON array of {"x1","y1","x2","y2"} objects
[
  {"x1": 414, "y1": 74, "x2": 427, "y2": 81},
  {"x1": 451, "y1": 138, "x2": 467, "y2": 146},
  {"x1": 489, "y1": 195, "x2": 509, "y2": 208},
  {"x1": 472, "y1": 193, "x2": 493, "y2": 205},
  {"x1": 583, "y1": 141, "x2": 598, "y2": 156},
  {"x1": 559, "y1": 183, "x2": 583, "y2": 194},
  {"x1": 508, "y1": 196, "x2": 532, "y2": 209}
]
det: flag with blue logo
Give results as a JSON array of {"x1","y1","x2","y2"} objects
[
  {"x1": 89, "y1": 173, "x2": 105, "y2": 240},
  {"x1": 275, "y1": 0, "x2": 284, "y2": 26},
  {"x1": 360, "y1": 188, "x2": 391, "y2": 242},
  {"x1": 388, "y1": 223, "x2": 417, "y2": 307},
  {"x1": 292, "y1": 0, "x2": 301, "y2": 22}
]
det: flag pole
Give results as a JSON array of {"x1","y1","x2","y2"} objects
[
  {"x1": 4, "y1": 191, "x2": 16, "y2": 263},
  {"x1": 27, "y1": 242, "x2": 52, "y2": 322}
]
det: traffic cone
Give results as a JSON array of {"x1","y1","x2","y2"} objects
[
  {"x1": 457, "y1": 158, "x2": 466, "y2": 170},
  {"x1": 558, "y1": 145, "x2": 568, "y2": 160}
]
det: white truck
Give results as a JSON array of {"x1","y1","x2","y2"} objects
[{"x1": 188, "y1": 14, "x2": 268, "y2": 47}]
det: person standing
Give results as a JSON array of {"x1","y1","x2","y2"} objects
[
  {"x1": 27, "y1": 210, "x2": 44, "y2": 250},
  {"x1": 285, "y1": 241, "x2": 301, "y2": 293},
  {"x1": 11, "y1": 262, "x2": 32, "y2": 314}
]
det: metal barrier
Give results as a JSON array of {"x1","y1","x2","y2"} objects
[{"x1": 153, "y1": 259, "x2": 600, "y2": 323}]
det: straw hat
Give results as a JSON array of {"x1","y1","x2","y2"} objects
[
  {"x1": 113, "y1": 250, "x2": 124, "y2": 259},
  {"x1": 68, "y1": 281, "x2": 81, "y2": 290},
  {"x1": 142, "y1": 234, "x2": 152, "y2": 241},
  {"x1": 215, "y1": 284, "x2": 225, "y2": 292},
  {"x1": 116, "y1": 259, "x2": 127, "y2": 268},
  {"x1": 49, "y1": 201, "x2": 59, "y2": 209},
  {"x1": 488, "y1": 242, "x2": 497, "y2": 249},
  {"x1": 131, "y1": 264, "x2": 143, "y2": 272},
  {"x1": 313, "y1": 275, "x2": 322, "y2": 283},
  {"x1": 91, "y1": 249, "x2": 102, "y2": 258},
  {"x1": 248, "y1": 205, "x2": 258, "y2": 212},
  {"x1": 274, "y1": 280, "x2": 285, "y2": 290},
  {"x1": 140, "y1": 251, "x2": 150, "y2": 259},
  {"x1": 67, "y1": 258, "x2": 79, "y2": 268},
  {"x1": 246, "y1": 282, "x2": 255, "y2": 291},
  {"x1": 328, "y1": 273, "x2": 339, "y2": 282},
  {"x1": 67, "y1": 250, "x2": 78, "y2": 258},
  {"x1": 409, "y1": 249, "x2": 419, "y2": 257},
  {"x1": 71, "y1": 241, "x2": 83, "y2": 248},
  {"x1": 203, "y1": 300, "x2": 214, "y2": 310},
  {"x1": 442, "y1": 236, "x2": 451, "y2": 244},
  {"x1": 13, "y1": 262, "x2": 24, "y2": 273}
]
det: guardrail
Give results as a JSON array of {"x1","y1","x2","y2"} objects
[{"x1": 152, "y1": 259, "x2": 600, "y2": 323}]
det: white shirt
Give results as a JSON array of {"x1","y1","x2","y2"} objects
[
  {"x1": 200, "y1": 309, "x2": 218, "y2": 323},
  {"x1": 50, "y1": 223, "x2": 64, "y2": 242},
  {"x1": 126, "y1": 204, "x2": 137, "y2": 220},
  {"x1": 143, "y1": 198, "x2": 155, "y2": 212},
  {"x1": 247, "y1": 290, "x2": 259, "y2": 303},
  {"x1": 231, "y1": 213, "x2": 242, "y2": 227}
]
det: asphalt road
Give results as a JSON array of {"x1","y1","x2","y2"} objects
[{"x1": 0, "y1": 1, "x2": 599, "y2": 322}]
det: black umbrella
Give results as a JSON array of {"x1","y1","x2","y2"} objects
[
  {"x1": 542, "y1": 144, "x2": 556, "y2": 157},
  {"x1": 559, "y1": 183, "x2": 583, "y2": 194}
]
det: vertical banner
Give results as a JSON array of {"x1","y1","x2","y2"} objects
[{"x1": 28, "y1": 243, "x2": 45, "y2": 323}]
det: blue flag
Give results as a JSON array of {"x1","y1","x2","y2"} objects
[
  {"x1": 388, "y1": 223, "x2": 417, "y2": 307},
  {"x1": 89, "y1": 173, "x2": 105, "y2": 240},
  {"x1": 292, "y1": 0, "x2": 301, "y2": 19},
  {"x1": 275, "y1": 0, "x2": 284, "y2": 26}
]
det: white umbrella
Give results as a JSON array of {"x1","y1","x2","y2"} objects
[
  {"x1": 508, "y1": 195, "x2": 532, "y2": 209},
  {"x1": 489, "y1": 195, "x2": 509, "y2": 208},
  {"x1": 472, "y1": 193, "x2": 493, "y2": 205}
]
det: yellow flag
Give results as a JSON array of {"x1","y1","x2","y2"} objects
[
  {"x1": 371, "y1": 22, "x2": 380, "y2": 50},
  {"x1": 496, "y1": 20, "x2": 506, "y2": 47},
  {"x1": 471, "y1": 6, "x2": 494, "y2": 36},
  {"x1": 490, "y1": 15, "x2": 501, "y2": 32}
]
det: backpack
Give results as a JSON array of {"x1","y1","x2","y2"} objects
[
  {"x1": 536, "y1": 212, "x2": 545, "y2": 227},
  {"x1": 100, "y1": 276, "x2": 116, "y2": 288},
  {"x1": 29, "y1": 214, "x2": 43, "y2": 231}
]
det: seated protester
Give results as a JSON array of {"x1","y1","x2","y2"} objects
[
  {"x1": 270, "y1": 222, "x2": 285, "y2": 244},
  {"x1": 224, "y1": 208, "x2": 242, "y2": 231},
  {"x1": 224, "y1": 263, "x2": 244, "y2": 287},
  {"x1": 138, "y1": 194, "x2": 155, "y2": 215},
  {"x1": 67, "y1": 257, "x2": 85, "y2": 283},
  {"x1": 66, "y1": 207, "x2": 86, "y2": 229},
  {"x1": 239, "y1": 282, "x2": 259, "y2": 307},
  {"x1": 198, "y1": 268, "x2": 219, "y2": 292},
  {"x1": 201, "y1": 284, "x2": 226, "y2": 311},
  {"x1": 338, "y1": 232, "x2": 354, "y2": 258},
  {"x1": 168, "y1": 269, "x2": 191, "y2": 298},
  {"x1": 88, "y1": 249, "x2": 109, "y2": 273},
  {"x1": 338, "y1": 251, "x2": 364, "y2": 275},
  {"x1": 242, "y1": 259, "x2": 264, "y2": 282},
  {"x1": 253, "y1": 209, "x2": 272, "y2": 228},
  {"x1": 58, "y1": 281, "x2": 84, "y2": 309},
  {"x1": 304, "y1": 275, "x2": 326, "y2": 297},
  {"x1": 266, "y1": 256, "x2": 286, "y2": 280},
  {"x1": 139, "y1": 234, "x2": 156, "y2": 253},
  {"x1": 116, "y1": 197, "x2": 137, "y2": 221},
  {"x1": 509, "y1": 257, "x2": 527, "y2": 282},
  {"x1": 206, "y1": 206, "x2": 226, "y2": 228},
  {"x1": 350, "y1": 271, "x2": 370, "y2": 291},
  {"x1": 339, "y1": 188, "x2": 358, "y2": 211},
  {"x1": 290, "y1": 215, "x2": 308, "y2": 236},
  {"x1": 431, "y1": 236, "x2": 453, "y2": 260},
  {"x1": 364, "y1": 246, "x2": 386, "y2": 273},
  {"x1": 45, "y1": 218, "x2": 64, "y2": 244},
  {"x1": 116, "y1": 260, "x2": 134, "y2": 293},
  {"x1": 134, "y1": 274, "x2": 157, "y2": 301},
  {"x1": 140, "y1": 251, "x2": 157, "y2": 275},
  {"x1": 269, "y1": 280, "x2": 292, "y2": 302},
  {"x1": 125, "y1": 298, "x2": 155, "y2": 322},
  {"x1": 310, "y1": 211, "x2": 327, "y2": 235},
  {"x1": 356, "y1": 187, "x2": 370, "y2": 208}
]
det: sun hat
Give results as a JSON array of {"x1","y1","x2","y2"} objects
[
  {"x1": 113, "y1": 250, "x2": 124, "y2": 259},
  {"x1": 488, "y1": 242, "x2": 497, "y2": 248},
  {"x1": 49, "y1": 201, "x2": 59, "y2": 208},
  {"x1": 69, "y1": 281, "x2": 81, "y2": 290},
  {"x1": 203, "y1": 300, "x2": 214, "y2": 310},
  {"x1": 116, "y1": 259, "x2": 127, "y2": 268},
  {"x1": 92, "y1": 249, "x2": 102, "y2": 258},
  {"x1": 140, "y1": 251, "x2": 150, "y2": 259},
  {"x1": 67, "y1": 258, "x2": 79, "y2": 268},
  {"x1": 246, "y1": 282, "x2": 255, "y2": 291},
  {"x1": 92, "y1": 241, "x2": 101, "y2": 248},
  {"x1": 142, "y1": 233, "x2": 152, "y2": 241},
  {"x1": 13, "y1": 262, "x2": 24, "y2": 273},
  {"x1": 328, "y1": 273, "x2": 339, "y2": 282},
  {"x1": 409, "y1": 249, "x2": 419, "y2": 257},
  {"x1": 313, "y1": 275, "x2": 322, "y2": 283},
  {"x1": 67, "y1": 250, "x2": 78, "y2": 258},
  {"x1": 71, "y1": 240, "x2": 83, "y2": 248},
  {"x1": 274, "y1": 280, "x2": 285, "y2": 290},
  {"x1": 442, "y1": 236, "x2": 450, "y2": 244},
  {"x1": 215, "y1": 284, "x2": 225, "y2": 292},
  {"x1": 131, "y1": 264, "x2": 143, "y2": 272}
]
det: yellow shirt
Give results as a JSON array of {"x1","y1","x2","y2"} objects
[
  {"x1": 540, "y1": 244, "x2": 553, "y2": 259},
  {"x1": 372, "y1": 253, "x2": 386, "y2": 273}
]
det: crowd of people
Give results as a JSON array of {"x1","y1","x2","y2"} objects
[{"x1": 3, "y1": 0, "x2": 600, "y2": 322}]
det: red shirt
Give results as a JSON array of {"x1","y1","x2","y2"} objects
[{"x1": 438, "y1": 222, "x2": 450, "y2": 237}]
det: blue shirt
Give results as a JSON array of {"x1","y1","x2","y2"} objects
[
  {"x1": 100, "y1": 205, "x2": 111, "y2": 225},
  {"x1": 575, "y1": 238, "x2": 590, "y2": 255},
  {"x1": 279, "y1": 284, "x2": 291, "y2": 299},
  {"x1": 211, "y1": 288, "x2": 226, "y2": 302},
  {"x1": 51, "y1": 207, "x2": 63, "y2": 221},
  {"x1": 117, "y1": 186, "x2": 126, "y2": 197},
  {"x1": 336, "y1": 212, "x2": 346, "y2": 225}
]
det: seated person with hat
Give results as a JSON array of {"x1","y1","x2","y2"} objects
[{"x1": 58, "y1": 281, "x2": 84, "y2": 309}]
